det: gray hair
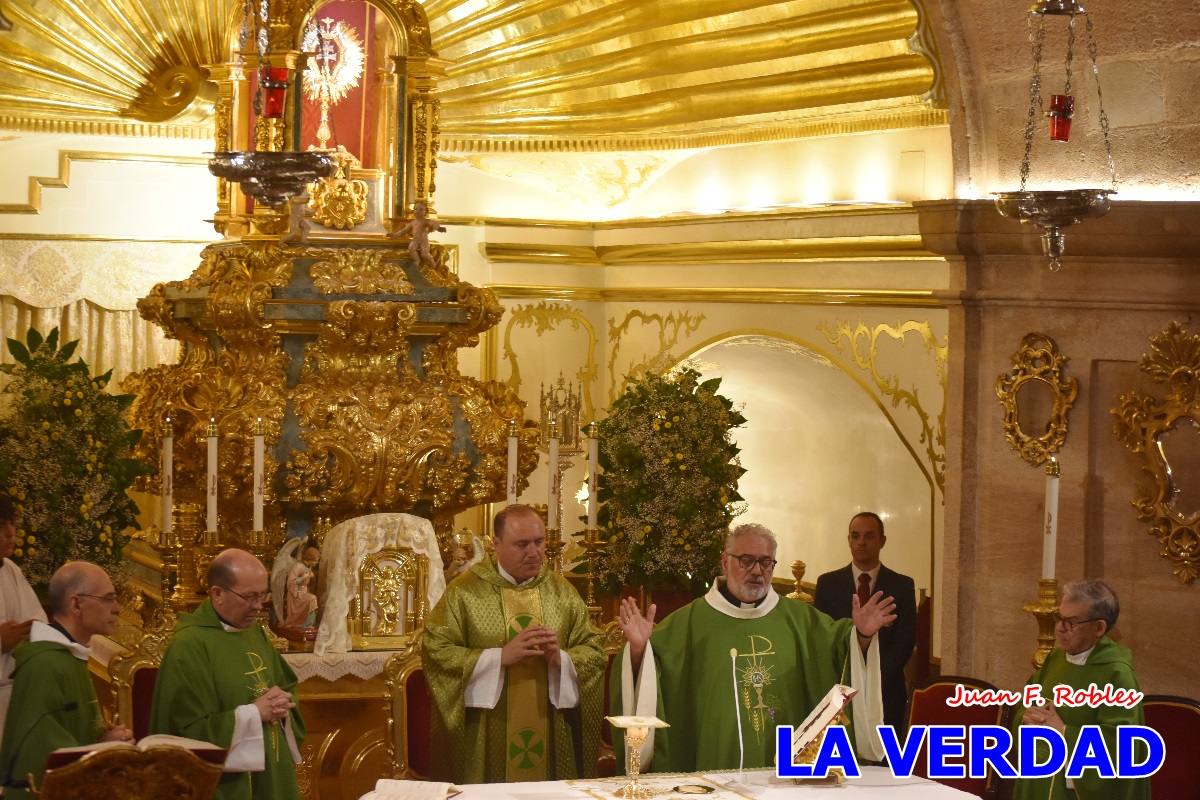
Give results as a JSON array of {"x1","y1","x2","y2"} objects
[
  {"x1": 1063, "y1": 579, "x2": 1120, "y2": 631},
  {"x1": 47, "y1": 561, "x2": 98, "y2": 616},
  {"x1": 725, "y1": 523, "x2": 778, "y2": 553}
]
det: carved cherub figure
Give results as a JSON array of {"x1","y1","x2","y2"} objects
[
  {"x1": 388, "y1": 201, "x2": 446, "y2": 267},
  {"x1": 283, "y1": 191, "x2": 311, "y2": 243}
]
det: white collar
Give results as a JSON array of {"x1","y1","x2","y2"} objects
[
  {"x1": 30, "y1": 620, "x2": 92, "y2": 661},
  {"x1": 496, "y1": 562, "x2": 537, "y2": 587},
  {"x1": 704, "y1": 579, "x2": 779, "y2": 619},
  {"x1": 1065, "y1": 645, "x2": 1095, "y2": 666}
]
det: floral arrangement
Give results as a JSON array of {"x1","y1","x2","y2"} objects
[
  {"x1": 0, "y1": 328, "x2": 150, "y2": 591},
  {"x1": 593, "y1": 367, "x2": 747, "y2": 594}
]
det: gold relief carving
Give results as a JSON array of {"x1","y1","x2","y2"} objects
[
  {"x1": 821, "y1": 320, "x2": 947, "y2": 493},
  {"x1": 255, "y1": 117, "x2": 286, "y2": 152},
  {"x1": 996, "y1": 333, "x2": 1078, "y2": 467},
  {"x1": 309, "y1": 146, "x2": 369, "y2": 230},
  {"x1": 501, "y1": 301, "x2": 599, "y2": 421},
  {"x1": 607, "y1": 310, "x2": 706, "y2": 402},
  {"x1": 1112, "y1": 321, "x2": 1200, "y2": 585},
  {"x1": 442, "y1": 153, "x2": 682, "y2": 208},
  {"x1": 308, "y1": 249, "x2": 413, "y2": 295},
  {"x1": 123, "y1": 63, "x2": 216, "y2": 123}
]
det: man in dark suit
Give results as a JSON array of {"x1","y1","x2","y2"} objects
[{"x1": 814, "y1": 511, "x2": 916, "y2": 732}]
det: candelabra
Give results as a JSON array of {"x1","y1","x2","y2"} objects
[
  {"x1": 1023, "y1": 577, "x2": 1060, "y2": 668},
  {"x1": 540, "y1": 374, "x2": 583, "y2": 572},
  {"x1": 575, "y1": 526, "x2": 608, "y2": 626}
]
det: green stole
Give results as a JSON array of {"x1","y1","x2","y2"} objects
[{"x1": 500, "y1": 586, "x2": 549, "y2": 780}]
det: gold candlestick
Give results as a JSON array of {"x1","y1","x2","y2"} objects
[
  {"x1": 574, "y1": 527, "x2": 608, "y2": 626},
  {"x1": 1023, "y1": 577, "x2": 1060, "y2": 668}
]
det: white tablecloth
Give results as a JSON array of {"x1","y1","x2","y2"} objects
[{"x1": 442, "y1": 767, "x2": 974, "y2": 800}]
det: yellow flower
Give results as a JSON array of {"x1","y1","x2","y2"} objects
[
  {"x1": 25, "y1": 549, "x2": 36, "y2": 558},
  {"x1": 661, "y1": 457, "x2": 671, "y2": 465},
  {"x1": 99, "y1": 533, "x2": 109, "y2": 543},
  {"x1": 683, "y1": 543, "x2": 692, "y2": 551},
  {"x1": 75, "y1": 391, "x2": 83, "y2": 399},
  {"x1": 13, "y1": 548, "x2": 22, "y2": 558},
  {"x1": 24, "y1": 536, "x2": 35, "y2": 545},
  {"x1": 63, "y1": 397, "x2": 71, "y2": 406},
  {"x1": 103, "y1": 524, "x2": 111, "y2": 533},
  {"x1": 675, "y1": 453, "x2": 683, "y2": 460},
  {"x1": 41, "y1": 421, "x2": 49, "y2": 430},
  {"x1": 664, "y1": 421, "x2": 672, "y2": 428},
  {"x1": 642, "y1": 525, "x2": 652, "y2": 533},
  {"x1": 673, "y1": 416, "x2": 680, "y2": 422},
  {"x1": 80, "y1": 504, "x2": 88, "y2": 513},
  {"x1": 74, "y1": 408, "x2": 82, "y2": 417},
  {"x1": 679, "y1": 464, "x2": 688, "y2": 471}
]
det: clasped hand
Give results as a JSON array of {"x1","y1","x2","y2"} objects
[
  {"x1": 100, "y1": 724, "x2": 134, "y2": 743},
  {"x1": 253, "y1": 686, "x2": 295, "y2": 723},
  {"x1": 500, "y1": 625, "x2": 561, "y2": 668}
]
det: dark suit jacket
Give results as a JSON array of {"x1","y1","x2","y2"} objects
[{"x1": 814, "y1": 564, "x2": 916, "y2": 731}]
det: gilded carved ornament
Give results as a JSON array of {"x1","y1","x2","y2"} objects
[
  {"x1": 307, "y1": 147, "x2": 370, "y2": 230},
  {"x1": 995, "y1": 333, "x2": 1078, "y2": 468},
  {"x1": 607, "y1": 309, "x2": 705, "y2": 402},
  {"x1": 1112, "y1": 321, "x2": 1200, "y2": 585},
  {"x1": 501, "y1": 301, "x2": 599, "y2": 422},
  {"x1": 308, "y1": 249, "x2": 413, "y2": 295},
  {"x1": 821, "y1": 319, "x2": 947, "y2": 493}
]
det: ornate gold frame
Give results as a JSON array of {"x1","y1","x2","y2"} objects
[
  {"x1": 1112, "y1": 322, "x2": 1200, "y2": 584},
  {"x1": 38, "y1": 745, "x2": 222, "y2": 800},
  {"x1": 996, "y1": 333, "x2": 1078, "y2": 467},
  {"x1": 350, "y1": 548, "x2": 428, "y2": 650},
  {"x1": 383, "y1": 645, "x2": 425, "y2": 779},
  {"x1": 108, "y1": 615, "x2": 177, "y2": 736}
]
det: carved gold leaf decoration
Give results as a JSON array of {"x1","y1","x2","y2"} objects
[
  {"x1": 309, "y1": 147, "x2": 369, "y2": 230},
  {"x1": 995, "y1": 333, "x2": 1078, "y2": 468},
  {"x1": 607, "y1": 309, "x2": 705, "y2": 401},
  {"x1": 502, "y1": 301, "x2": 599, "y2": 421},
  {"x1": 308, "y1": 249, "x2": 413, "y2": 295},
  {"x1": 821, "y1": 319, "x2": 947, "y2": 492},
  {"x1": 1112, "y1": 321, "x2": 1200, "y2": 585}
]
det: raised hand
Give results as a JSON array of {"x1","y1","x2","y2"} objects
[
  {"x1": 852, "y1": 590, "x2": 897, "y2": 639},
  {"x1": 618, "y1": 597, "x2": 656, "y2": 671}
]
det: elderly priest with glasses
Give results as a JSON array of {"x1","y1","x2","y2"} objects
[
  {"x1": 151, "y1": 548, "x2": 305, "y2": 800},
  {"x1": 613, "y1": 523, "x2": 895, "y2": 772},
  {"x1": 0, "y1": 561, "x2": 132, "y2": 799}
]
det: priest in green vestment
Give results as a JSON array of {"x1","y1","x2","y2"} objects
[
  {"x1": 613, "y1": 523, "x2": 896, "y2": 773},
  {"x1": 0, "y1": 561, "x2": 132, "y2": 799},
  {"x1": 1009, "y1": 579, "x2": 1148, "y2": 800},
  {"x1": 151, "y1": 548, "x2": 305, "y2": 800},
  {"x1": 422, "y1": 504, "x2": 605, "y2": 783}
]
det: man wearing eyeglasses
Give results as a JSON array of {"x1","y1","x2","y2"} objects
[
  {"x1": 0, "y1": 561, "x2": 132, "y2": 798},
  {"x1": 151, "y1": 548, "x2": 305, "y2": 800},
  {"x1": 814, "y1": 511, "x2": 916, "y2": 734},
  {"x1": 1009, "y1": 579, "x2": 1147, "y2": 800},
  {"x1": 613, "y1": 523, "x2": 896, "y2": 772}
]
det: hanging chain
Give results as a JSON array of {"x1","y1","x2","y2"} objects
[
  {"x1": 1063, "y1": 13, "x2": 1076, "y2": 96},
  {"x1": 1085, "y1": 14, "x2": 1117, "y2": 191},
  {"x1": 1019, "y1": 14, "x2": 1046, "y2": 192}
]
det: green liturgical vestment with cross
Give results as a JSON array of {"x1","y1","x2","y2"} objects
[
  {"x1": 1010, "y1": 637, "x2": 1148, "y2": 800},
  {"x1": 0, "y1": 626, "x2": 104, "y2": 800},
  {"x1": 422, "y1": 557, "x2": 605, "y2": 783},
  {"x1": 150, "y1": 600, "x2": 305, "y2": 800},
  {"x1": 611, "y1": 582, "x2": 879, "y2": 773}
]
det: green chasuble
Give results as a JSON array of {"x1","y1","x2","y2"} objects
[
  {"x1": 1010, "y1": 638, "x2": 1148, "y2": 800},
  {"x1": 611, "y1": 581, "x2": 865, "y2": 773},
  {"x1": 421, "y1": 557, "x2": 605, "y2": 783},
  {"x1": 0, "y1": 627, "x2": 103, "y2": 799},
  {"x1": 150, "y1": 600, "x2": 305, "y2": 800}
]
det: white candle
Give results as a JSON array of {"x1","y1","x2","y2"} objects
[
  {"x1": 1042, "y1": 457, "x2": 1060, "y2": 580},
  {"x1": 547, "y1": 425, "x2": 560, "y2": 530},
  {"x1": 253, "y1": 418, "x2": 265, "y2": 532},
  {"x1": 586, "y1": 423, "x2": 599, "y2": 529},
  {"x1": 161, "y1": 422, "x2": 173, "y2": 536},
  {"x1": 206, "y1": 418, "x2": 218, "y2": 534},
  {"x1": 506, "y1": 421, "x2": 519, "y2": 504}
]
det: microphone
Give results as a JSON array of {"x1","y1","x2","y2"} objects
[
  {"x1": 729, "y1": 648, "x2": 744, "y2": 774},
  {"x1": 3, "y1": 700, "x2": 78, "y2": 788}
]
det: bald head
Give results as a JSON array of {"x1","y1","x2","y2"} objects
[
  {"x1": 208, "y1": 548, "x2": 270, "y2": 629},
  {"x1": 47, "y1": 560, "x2": 119, "y2": 641}
]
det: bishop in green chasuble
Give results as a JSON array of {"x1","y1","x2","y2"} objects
[
  {"x1": 151, "y1": 599, "x2": 305, "y2": 800},
  {"x1": 422, "y1": 555, "x2": 604, "y2": 783}
]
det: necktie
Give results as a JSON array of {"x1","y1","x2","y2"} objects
[{"x1": 857, "y1": 572, "x2": 872, "y2": 607}]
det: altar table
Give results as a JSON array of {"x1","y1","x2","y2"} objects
[{"x1": 445, "y1": 767, "x2": 975, "y2": 800}]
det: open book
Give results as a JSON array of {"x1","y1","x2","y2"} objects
[
  {"x1": 791, "y1": 684, "x2": 857, "y2": 764},
  {"x1": 358, "y1": 779, "x2": 462, "y2": 800},
  {"x1": 46, "y1": 734, "x2": 226, "y2": 770}
]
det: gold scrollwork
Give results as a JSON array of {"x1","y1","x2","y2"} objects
[
  {"x1": 996, "y1": 333, "x2": 1078, "y2": 467},
  {"x1": 821, "y1": 320, "x2": 947, "y2": 493},
  {"x1": 607, "y1": 310, "x2": 705, "y2": 402},
  {"x1": 1112, "y1": 321, "x2": 1200, "y2": 584},
  {"x1": 309, "y1": 146, "x2": 369, "y2": 230},
  {"x1": 309, "y1": 249, "x2": 413, "y2": 295},
  {"x1": 501, "y1": 301, "x2": 599, "y2": 421}
]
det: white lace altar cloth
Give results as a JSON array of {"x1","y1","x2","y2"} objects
[{"x1": 284, "y1": 649, "x2": 395, "y2": 682}]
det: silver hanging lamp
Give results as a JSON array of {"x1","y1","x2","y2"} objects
[{"x1": 994, "y1": 0, "x2": 1117, "y2": 271}]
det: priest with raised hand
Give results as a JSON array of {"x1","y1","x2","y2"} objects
[
  {"x1": 422, "y1": 504, "x2": 605, "y2": 783},
  {"x1": 151, "y1": 548, "x2": 304, "y2": 800},
  {"x1": 613, "y1": 523, "x2": 894, "y2": 772},
  {"x1": 0, "y1": 561, "x2": 132, "y2": 799}
]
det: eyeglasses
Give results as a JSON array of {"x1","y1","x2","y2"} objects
[
  {"x1": 76, "y1": 593, "x2": 119, "y2": 605},
  {"x1": 1053, "y1": 612, "x2": 1101, "y2": 630},
  {"x1": 726, "y1": 553, "x2": 778, "y2": 572},
  {"x1": 222, "y1": 587, "x2": 272, "y2": 604}
]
